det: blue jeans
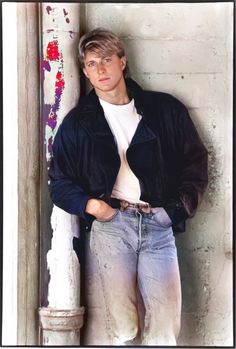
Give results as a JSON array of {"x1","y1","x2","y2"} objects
[{"x1": 83, "y1": 207, "x2": 182, "y2": 345}]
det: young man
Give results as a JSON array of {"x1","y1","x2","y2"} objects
[{"x1": 49, "y1": 28, "x2": 208, "y2": 345}]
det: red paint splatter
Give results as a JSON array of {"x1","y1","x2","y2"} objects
[
  {"x1": 55, "y1": 71, "x2": 65, "y2": 89},
  {"x1": 47, "y1": 41, "x2": 60, "y2": 61},
  {"x1": 46, "y1": 6, "x2": 52, "y2": 15}
]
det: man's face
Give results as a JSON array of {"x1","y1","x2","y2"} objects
[{"x1": 83, "y1": 51, "x2": 126, "y2": 95}]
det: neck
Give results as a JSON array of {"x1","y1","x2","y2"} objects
[
  {"x1": 99, "y1": 92, "x2": 130, "y2": 105},
  {"x1": 95, "y1": 79, "x2": 130, "y2": 105}
]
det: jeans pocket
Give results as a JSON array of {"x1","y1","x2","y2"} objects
[
  {"x1": 96, "y1": 208, "x2": 120, "y2": 223},
  {"x1": 151, "y1": 207, "x2": 172, "y2": 228}
]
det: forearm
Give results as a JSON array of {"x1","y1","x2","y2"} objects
[{"x1": 85, "y1": 198, "x2": 117, "y2": 220}]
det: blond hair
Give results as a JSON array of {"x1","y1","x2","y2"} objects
[{"x1": 79, "y1": 28, "x2": 126, "y2": 65}]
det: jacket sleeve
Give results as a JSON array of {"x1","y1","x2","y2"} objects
[
  {"x1": 163, "y1": 100, "x2": 208, "y2": 226},
  {"x1": 48, "y1": 112, "x2": 93, "y2": 221}
]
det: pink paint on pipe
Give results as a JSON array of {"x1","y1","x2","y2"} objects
[{"x1": 46, "y1": 5, "x2": 52, "y2": 15}]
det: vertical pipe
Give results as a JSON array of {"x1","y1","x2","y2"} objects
[{"x1": 38, "y1": 3, "x2": 84, "y2": 345}]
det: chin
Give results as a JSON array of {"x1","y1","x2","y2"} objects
[{"x1": 97, "y1": 85, "x2": 115, "y2": 92}]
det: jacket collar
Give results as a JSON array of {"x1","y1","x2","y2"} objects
[{"x1": 77, "y1": 78, "x2": 156, "y2": 145}]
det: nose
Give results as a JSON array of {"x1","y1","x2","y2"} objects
[{"x1": 97, "y1": 62, "x2": 105, "y2": 74}]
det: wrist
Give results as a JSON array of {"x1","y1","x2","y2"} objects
[{"x1": 85, "y1": 198, "x2": 102, "y2": 216}]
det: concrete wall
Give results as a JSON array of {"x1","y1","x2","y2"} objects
[
  {"x1": 17, "y1": 4, "x2": 40, "y2": 344},
  {"x1": 83, "y1": 3, "x2": 233, "y2": 346}
]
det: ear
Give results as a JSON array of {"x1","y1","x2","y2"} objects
[
  {"x1": 83, "y1": 67, "x2": 89, "y2": 79},
  {"x1": 120, "y1": 56, "x2": 127, "y2": 71}
]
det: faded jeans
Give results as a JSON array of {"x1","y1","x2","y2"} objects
[{"x1": 83, "y1": 207, "x2": 182, "y2": 345}]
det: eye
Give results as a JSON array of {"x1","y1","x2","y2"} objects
[
  {"x1": 103, "y1": 57, "x2": 112, "y2": 64},
  {"x1": 87, "y1": 61, "x2": 96, "y2": 68}
]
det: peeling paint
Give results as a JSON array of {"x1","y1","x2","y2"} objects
[{"x1": 42, "y1": 39, "x2": 65, "y2": 162}]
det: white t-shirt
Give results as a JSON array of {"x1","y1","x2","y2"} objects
[{"x1": 99, "y1": 97, "x2": 146, "y2": 204}]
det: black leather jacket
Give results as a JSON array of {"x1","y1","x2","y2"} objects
[{"x1": 49, "y1": 78, "x2": 208, "y2": 233}]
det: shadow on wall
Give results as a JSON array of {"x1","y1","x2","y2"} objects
[
  {"x1": 175, "y1": 123, "x2": 217, "y2": 346},
  {"x1": 174, "y1": 99, "x2": 228, "y2": 346},
  {"x1": 176, "y1": 228, "x2": 211, "y2": 346}
]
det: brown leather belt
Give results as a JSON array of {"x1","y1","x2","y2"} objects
[{"x1": 120, "y1": 200, "x2": 152, "y2": 213}]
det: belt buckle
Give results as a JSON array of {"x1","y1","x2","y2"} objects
[
  {"x1": 138, "y1": 202, "x2": 151, "y2": 213},
  {"x1": 120, "y1": 200, "x2": 151, "y2": 213}
]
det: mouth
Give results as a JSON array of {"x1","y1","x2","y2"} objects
[{"x1": 99, "y1": 77, "x2": 110, "y2": 82}]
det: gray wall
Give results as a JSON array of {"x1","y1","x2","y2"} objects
[{"x1": 82, "y1": 3, "x2": 233, "y2": 346}]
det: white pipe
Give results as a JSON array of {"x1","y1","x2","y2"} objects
[{"x1": 39, "y1": 3, "x2": 83, "y2": 345}]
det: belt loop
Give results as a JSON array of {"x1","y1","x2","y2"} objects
[
  {"x1": 120, "y1": 200, "x2": 129, "y2": 211},
  {"x1": 140, "y1": 205, "x2": 152, "y2": 214}
]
